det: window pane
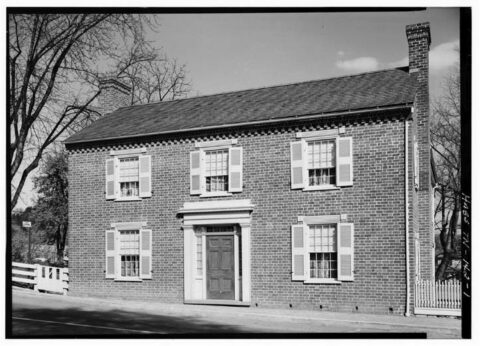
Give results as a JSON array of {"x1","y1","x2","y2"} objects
[
  {"x1": 205, "y1": 149, "x2": 229, "y2": 192},
  {"x1": 307, "y1": 140, "x2": 336, "y2": 186},
  {"x1": 119, "y1": 230, "x2": 140, "y2": 277},
  {"x1": 309, "y1": 224, "x2": 337, "y2": 279},
  {"x1": 119, "y1": 157, "x2": 139, "y2": 197}
]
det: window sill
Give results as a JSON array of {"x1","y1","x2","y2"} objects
[
  {"x1": 304, "y1": 279, "x2": 342, "y2": 284},
  {"x1": 303, "y1": 186, "x2": 340, "y2": 191},
  {"x1": 113, "y1": 278, "x2": 142, "y2": 282},
  {"x1": 200, "y1": 192, "x2": 233, "y2": 198},
  {"x1": 115, "y1": 197, "x2": 142, "y2": 202}
]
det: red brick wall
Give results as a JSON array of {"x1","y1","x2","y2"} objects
[{"x1": 67, "y1": 111, "x2": 413, "y2": 314}]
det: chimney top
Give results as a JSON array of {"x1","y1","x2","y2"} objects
[
  {"x1": 406, "y1": 22, "x2": 431, "y2": 48},
  {"x1": 99, "y1": 77, "x2": 131, "y2": 93}
]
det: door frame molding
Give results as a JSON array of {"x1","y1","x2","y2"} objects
[{"x1": 180, "y1": 199, "x2": 253, "y2": 304}]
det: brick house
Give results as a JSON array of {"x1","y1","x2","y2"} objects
[{"x1": 64, "y1": 23, "x2": 435, "y2": 315}]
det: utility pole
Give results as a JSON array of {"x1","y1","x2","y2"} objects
[{"x1": 22, "y1": 221, "x2": 32, "y2": 263}]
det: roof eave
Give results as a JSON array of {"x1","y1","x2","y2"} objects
[{"x1": 64, "y1": 103, "x2": 413, "y2": 147}]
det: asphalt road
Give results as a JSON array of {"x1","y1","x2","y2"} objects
[{"x1": 10, "y1": 289, "x2": 462, "y2": 337}]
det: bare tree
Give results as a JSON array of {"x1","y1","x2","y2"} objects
[
  {"x1": 116, "y1": 49, "x2": 190, "y2": 105},
  {"x1": 9, "y1": 14, "x2": 189, "y2": 211},
  {"x1": 431, "y1": 66, "x2": 461, "y2": 281}
]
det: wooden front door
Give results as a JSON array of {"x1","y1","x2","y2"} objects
[{"x1": 207, "y1": 235, "x2": 235, "y2": 300}]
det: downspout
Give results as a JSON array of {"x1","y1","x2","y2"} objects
[{"x1": 405, "y1": 117, "x2": 411, "y2": 317}]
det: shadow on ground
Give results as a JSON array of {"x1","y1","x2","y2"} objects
[{"x1": 11, "y1": 305, "x2": 254, "y2": 336}]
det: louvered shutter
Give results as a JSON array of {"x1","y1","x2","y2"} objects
[
  {"x1": 139, "y1": 155, "x2": 152, "y2": 198},
  {"x1": 291, "y1": 224, "x2": 307, "y2": 281},
  {"x1": 190, "y1": 151, "x2": 202, "y2": 195},
  {"x1": 228, "y1": 147, "x2": 243, "y2": 192},
  {"x1": 336, "y1": 137, "x2": 353, "y2": 186},
  {"x1": 140, "y1": 229, "x2": 152, "y2": 279},
  {"x1": 105, "y1": 230, "x2": 116, "y2": 278},
  {"x1": 290, "y1": 141, "x2": 305, "y2": 189},
  {"x1": 105, "y1": 158, "x2": 116, "y2": 199},
  {"x1": 337, "y1": 223, "x2": 354, "y2": 281},
  {"x1": 414, "y1": 141, "x2": 419, "y2": 189}
]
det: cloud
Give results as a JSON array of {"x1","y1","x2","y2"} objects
[
  {"x1": 335, "y1": 56, "x2": 379, "y2": 73},
  {"x1": 429, "y1": 40, "x2": 459, "y2": 70},
  {"x1": 387, "y1": 39, "x2": 459, "y2": 71}
]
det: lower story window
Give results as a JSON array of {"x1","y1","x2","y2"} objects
[
  {"x1": 309, "y1": 224, "x2": 337, "y2": 279},
  {"x1": 119, "y1": 230, "x2": 140, "y2": 278}
]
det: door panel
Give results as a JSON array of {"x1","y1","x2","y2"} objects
[{"x1": 207, "y1": 235, "x2": 234, "y2": 300}]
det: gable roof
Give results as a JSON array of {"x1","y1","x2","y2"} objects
[{"x1": 65, "y1": 67, "x2": 417, "y2": 145}]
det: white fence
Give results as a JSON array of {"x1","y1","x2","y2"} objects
[
  {"x1": 415, "y1": 279, "x2": 461, "y2": 316},
  {"x1": 12, "y1": 262, "x2": 68, "y2": 295}
]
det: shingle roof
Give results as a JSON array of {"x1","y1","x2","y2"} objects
[{"x1": 65, "y1": 67, "x2": 417, "y2": 144}]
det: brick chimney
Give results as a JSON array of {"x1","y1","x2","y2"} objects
[
  {"x1": 406, "y1": 22, "x2": 434, "y2": 280},
  {"x1": 97, "y1": 77, "x2": 131, "y2": 115}
]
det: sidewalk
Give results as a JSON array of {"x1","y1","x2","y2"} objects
[{"x1": 11, "y1": 287, "x2": 461, "y2": 337}]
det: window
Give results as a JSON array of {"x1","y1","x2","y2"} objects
[
  {"x1": 205, "y1": 149, "x2": 229, "y2": 192},
  {"x1": 307, "y1": 140, "x2": 336, "y2": 187},
  {"x1": 105, "y1": 226, "x2": 152, "y2": 281},
  {"x1": 105, "y1": 152, "x2": 151, "y2": 200},
  {"x1": 119, "y1": 157, "x2": 139, "y2": 197},
  {"x1": 309, "y1": 224, "x2": 337, "y2": 279},
  {"x1": 291, "y1": 220, "x2": 354, "y2": 283},
  {"x1": 119, "y1": 230, "x2": 140, "y2": 278},
  {"x1": 190, "y1": 144, "x2": 243, "y2": 196},
  {"x1": 196, "y1": 234, "x2": 203, "y2": 276},
  {"x1": 291, "y1": 136, "x2": 353, "y2": 190}
]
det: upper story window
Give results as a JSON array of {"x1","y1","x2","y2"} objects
[
  {"x1": 105, "y1": 148, "x2": 151, "y2": 201},
  {"x1": 190, "y1": 139, "x2": 243, "y2": 197},
  {"x1": 291, "y1": 131, "x2": 353, "y2": 191},
  {"x1": 119, "y1": 157, "x2": 139, "y2": 197},
  {"x1": 307, "y1": 140, "x2": 336, "y2": 187},
  {"x1": 205, "y1": 149, "x2": 229, "y2": 192}
]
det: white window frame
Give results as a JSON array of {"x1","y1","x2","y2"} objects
[
  {"x1": 201, "y1": 146, "x2": 232, "y2": 197},
  {"x1": 109, "y1": 147, "x2": 149, "y2": 201},
  {"x1": 303, "y1": 137, "x2": 338, "y2": 191},
  {"x1": 304, "y1": 222, "x2": 342, "y2": 284},
  {"x1": 110, "y1": 222, "x2": 151, "y2": 282},
  {"x1": 193, "y1": 140, "x2": 240, "y2": 198}
]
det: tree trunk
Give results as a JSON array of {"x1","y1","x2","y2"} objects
[{"x1": 435, "y1": 195, "x2": 458, "y2": 281}]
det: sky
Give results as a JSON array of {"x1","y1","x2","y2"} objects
[
  {"x1": 150, "y1": 9, "x2": 459, "y2": 99},
  {"x1": 13, "y1": 8, "x2": 461, "y2": 210}
]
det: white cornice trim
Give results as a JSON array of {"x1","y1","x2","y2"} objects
[
  {"x1": 110, "y1": 147, "x2": 146, "y2": 156},
  {"x1": 111, "y1": 221, "x2": 147, "y2": 230},
  {"x1": 195, "y1": 138, "x2": 238, "y2": 148},
  {"x1": 179, "y1": 199, "x2": 254, "y2": 214}
]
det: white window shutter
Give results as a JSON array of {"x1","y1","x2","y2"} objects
[
  {"x1": 190, "y1": 151, "x2": 202, "y2": 195},
  {"x1": 140, "y1": 229, "x2": 152, "y2": 279},
  {"x1": 291, "y1": 224, "x2": 307, "y2": 281},
  {"x1": 337, "y1": 223, "x2": 354, "y2": 281},
  {"x1": 290, "y1": 141, "x2": 304, "y2": 189},
  {"x1": 139, "y1": 155, "x2": 152, "y2": 198},
  {"x1": 228, "y1": 147, "x2": 243, "y2": 192},
  {"x1": 105, "y1": 230, "x2": 116, "y2": 279},
  {"x1": 105, "y1": 158, "x2": 116, "y2": 199},
  {"x1": 414, "y1": 141, "x2": 419, "y2": 189},
  {"x1": 336, "y1": 137, "x2": 353, "y2": 186}
]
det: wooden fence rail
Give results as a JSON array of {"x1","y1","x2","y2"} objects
[
  {"x1": 12, "y1": 262, "x2": 68, "y2": 295},
  {"x1": 415, "y1": 279, "x2": 461, "y2": 316}
]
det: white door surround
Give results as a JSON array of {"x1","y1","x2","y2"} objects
[{"x1": 179, "y1": 200, "x2": 254, "y2": 305}]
